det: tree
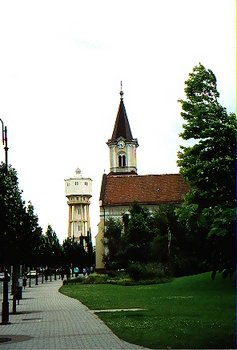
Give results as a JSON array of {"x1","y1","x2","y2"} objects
[
  {"x1": 103, "y1": 217, "x2": 123, "y2": 269},
  {"x1": 0, "y1": 163, "x2": 24, "y2": 265},
  {"x1": 42, "y1": 225, "x2": 62, "y2": 268},
  {"x1": 0, "y1": 164, "x2": 42, "y2": 267},
  {"x1": 0, "y1": 163, "x2": 44, "y2": 296},
  {"x1": 62, "y1": 238, "x2": 88, "y2": 269},
  {"x1": 104, "y1": 201, "x2": 202, "y2": 277},
  {"x1": 17, "y1": 201, "x2": 42, "y2": 267},
  {"x1": 150, "y1": 206, "x2": 173, "y2": 264},
  {"x1": 122, "y1": 203, "x2": 155, "y2": 264},
  {"x1": 177, "y1": 63, "x2": 236, "y2": 275}
]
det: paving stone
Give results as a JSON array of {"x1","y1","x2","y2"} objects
[{"x1": 0, "y1": 279, "x2": 150, "y2": 349}]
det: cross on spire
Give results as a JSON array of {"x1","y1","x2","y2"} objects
[{"x1": 120, "y1": 81, "x2": 124, "y2": 99}]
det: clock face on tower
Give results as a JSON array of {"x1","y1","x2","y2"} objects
[{"x1": 117, "y1": 140, "x2": 125, "y2": 149}]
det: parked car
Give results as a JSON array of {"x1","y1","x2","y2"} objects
[
  {"x1": 0, "y1": 272, "x2": 11, "y2": 281},
  {"x1": 26, "y1": 270, "x2": 37, "y2": 278}
]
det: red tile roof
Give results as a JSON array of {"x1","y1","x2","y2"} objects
[{"x1": 100, "y1": 173, "x2": 188, "y2": 206}]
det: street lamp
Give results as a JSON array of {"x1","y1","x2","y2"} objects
[
  {"x1": 0, "y1": 118, "x2": 10, "y2": 324},
  {"x1": 0, "y1": 119, "x2": 8, "y2": 172}
]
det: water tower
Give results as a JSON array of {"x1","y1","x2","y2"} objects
[{"x1": 65, "y1": 168, "x2": 92, "y2": 242}]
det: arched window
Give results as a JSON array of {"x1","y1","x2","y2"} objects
[{"x1": 119, "y1": 154, "x2": 126, "y2": 167}]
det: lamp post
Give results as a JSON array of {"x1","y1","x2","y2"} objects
[
  {"x1": 0, "y1": 119, "x2": 8, "y2": 173},
  {"x1": 0, "y1": 118, "x2": 10, "y2": 324}
]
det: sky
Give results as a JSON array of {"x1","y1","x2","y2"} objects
[{"x1": 0, "y1": 0, "x2": 235, "y2": 243}]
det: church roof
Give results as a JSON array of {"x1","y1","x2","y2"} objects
[
  {"x1": 109, "y1": 97, "x2": 134, "y2": 142},
  {"x1": 100, "y1": 173, "x2": 188, "y2": 206}
]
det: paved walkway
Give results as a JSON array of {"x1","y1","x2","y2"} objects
[{"x1": 0, "y1": 279, "x2": 149, "y2": 349}]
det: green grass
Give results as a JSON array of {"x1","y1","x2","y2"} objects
[{"x1": 60, "y1": 272, "x2": 236, "y2": 349}]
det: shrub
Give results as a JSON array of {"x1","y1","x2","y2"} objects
[
  {"x1": 64, "y1": 276, "x2": 84, "y2": 284},
  {"x1": 126, "y1": 262, "x2": 169, "y2": 281},
  {"x1": 85, "y1": 274, "x2": 109, "y2": 284},
  {"x1": 172, "y1": 256, "x2": 209, "y2": 277},
  {"x1": 65, "y1": 268, "x2": 171, "y2": 286}
]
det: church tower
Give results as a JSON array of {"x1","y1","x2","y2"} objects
[
  {"x1": 107, "y1": 85, "x2": 139, "y2": 174},
  {"x1": 65, "y1": 168, "x2": 92, "y2": 242},
  {"x1": 95, "y1": 85, "x2": 188, "y2": 271}
]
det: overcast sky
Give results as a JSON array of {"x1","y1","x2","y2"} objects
[{"x1": 0, "y1": 0, "x2": 235, "y2": 243}]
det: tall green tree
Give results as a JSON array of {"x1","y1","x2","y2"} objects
[
  {"x1": 0, "y1": 164, "x2": 24, "y2": 265},
  {"x1": 0, "y1": 164, "x2": 43, "y2": 268},
  {"x1": 177, "y1": 63, "x2": 236, "y2": 275},
  {"x1": 0, "y1": 164, "x2": 42, "y2": 266},
  {"x1": 42, "y1": 225, "x2": 62, "y2": 267},
  {"x1": 0, "y1": 163, "x2": 43, "y2": 296},
  {"x1": 122, "y1": 203, "x2": 155, "y2": 264},
  {"x1": 62, "y1": 238, "x2": 87, "y2": 268},
  {"x1": 103, "y1": 217, "x2": 123, "y2": 269},
  {"x1": 17, "y1": 201, "x2": 42, "y2": 266},
  {"x1": 150, "y1": 206, "x2": 174, "y2": 265},
  {"x1": 104, "y1": 203, "x2": 197, "y2": 276}
]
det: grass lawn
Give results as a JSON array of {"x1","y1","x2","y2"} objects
[{"x1": 60, "y1": 272, "x2": 236, "y2": 349}]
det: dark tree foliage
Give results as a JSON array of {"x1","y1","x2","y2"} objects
[
  {"x1": 103, "y1": 217, "x2": 123, "y2": 269},
  {"x1": 104, "y1": 200, "x2": 218, "y2": 277},
  {"x1": 62, "y1": 238, "x2": 93, "y2": 269},
  {"x1": 177, "y1": 63, "x2": 236, "y2": 276},
  {"x1": 104, "y1": 203, "x2": 194, "y2": 276},
  {"x1": 40, "y1": 225, "x2": 62, "y2": 267},
  {"x1": 0, "y1": 164, "x2": 42, "y2": 266},
  {"x1": 121, "y1": 204, "x2": 155, "y2": 264},
  {"x1": 18, "y1": 201, "x2": 42, "y2": 266}
]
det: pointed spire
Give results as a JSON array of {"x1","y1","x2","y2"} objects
[{"x1": 109, "y1": 83, "x2": 133, "y2": 142}]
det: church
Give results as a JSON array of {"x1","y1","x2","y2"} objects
[{"x1": 95, "y1": 88, "x2": 188, "y2": 270}]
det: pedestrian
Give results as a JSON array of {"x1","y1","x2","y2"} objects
[
  {"x1": 44, "y1": 268, "x2": 49, "y2": 282},
  {"x1": 23, "y1": 274, "x2": 27, "y2": 289},
  {"x1": 73, "y1": 266, "x2": 79, "y2": 277},
  {"x1": 65, "y1": 266, "x2": 71, "y2": 280},
  {"x1": 59, "y1": 268, "x2": 64, "y2": 280}
]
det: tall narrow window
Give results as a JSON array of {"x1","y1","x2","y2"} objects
[{"x1": 119, "y1": 154, "x2": 126, "y2": 167}]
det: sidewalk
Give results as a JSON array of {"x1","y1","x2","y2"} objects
[{"x1": 0, "y1": 279, "x2": 149, "y2": 349}]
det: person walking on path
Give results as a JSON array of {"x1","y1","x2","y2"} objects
[{"x1": 22, "y1": 274, "x2": 27, "y2": 290}]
